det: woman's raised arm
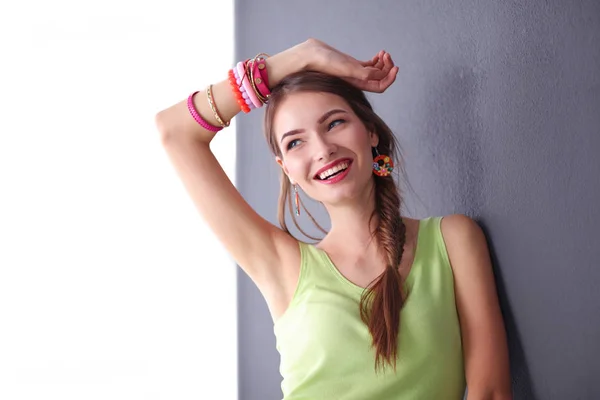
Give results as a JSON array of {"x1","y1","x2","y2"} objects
[
  {"x1": 154, "y1": 43, "x2": 312, "y2": 296},
  {"x1": 154, "y1": 39, "x2": 396, "y2": 297}
]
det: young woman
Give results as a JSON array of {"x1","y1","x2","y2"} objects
[{"x1": 155, "y1": 38, "x2": 512, "y2": 400}]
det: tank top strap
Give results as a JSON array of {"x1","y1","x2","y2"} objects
[{"x1": 404, "y1": 216, "x2": 457, "y2": 305}]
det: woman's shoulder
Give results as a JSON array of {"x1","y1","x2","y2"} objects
[
  {"x1": 412, "y1": 214, "x2": 482, "y2": 254},
  {"x1": 438, "y1": 214, "x2": 481, "y2": 237},
  {"x1": 437, "y1": 214, "x2": 487, "y2": 273},
  {"x1": 411, "y1": 214, "x2": 478, "y2": 232}
]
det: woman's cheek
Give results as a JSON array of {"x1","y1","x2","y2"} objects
[{"x1": 285, "y1": 163, "x2": 304, "y2": 184}]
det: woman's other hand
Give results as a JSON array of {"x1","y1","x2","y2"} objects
[{"x1": 300, "y1": 38, "x2": 399, "y2": 93}]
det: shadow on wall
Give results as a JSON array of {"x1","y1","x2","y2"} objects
[
  {"x1": 423, "y1": 66, "x2": 536, "y2": 398},
  {"x1": 482, "y1": 220, "x2": 537, "y2": 400}
]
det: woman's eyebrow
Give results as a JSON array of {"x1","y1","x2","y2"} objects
[
  {"x1": 317, "y1": 109, "x2": 348, "y2": 124},
  {"x1": 279, "y1": 109, "x2": 348, "y2": 144}
]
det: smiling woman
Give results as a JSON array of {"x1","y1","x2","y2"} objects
[
  {"x1": 156, "y1": 38, "x2": 512, "y2": 400},
  {"x1": 271, "y1": 91, "x2": 380, "y2": 209}
]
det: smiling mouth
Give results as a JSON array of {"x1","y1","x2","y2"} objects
[{"x1": 314, "y1": 160, "x2": 352, "y2": 180}]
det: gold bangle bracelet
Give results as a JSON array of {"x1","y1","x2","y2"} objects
[{"x1": 206, "y1": 85, "x2": 229, "y2": 127}]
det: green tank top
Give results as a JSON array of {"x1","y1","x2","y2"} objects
[{"x1": 273, "y1": 216, "x2": 466, "y2": 400}]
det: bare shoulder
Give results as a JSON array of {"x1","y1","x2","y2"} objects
[
  {"x1": 440, "y1": 213, "x2": 483, "y2": 237},
  {"x1": 439, "y1": 213, "x2": 490, "y2": 274}
]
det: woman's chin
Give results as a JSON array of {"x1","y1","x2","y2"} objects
[
  {"x1": 309, "y1": 174, "x2": 372, "y2": 206},
  {"x1": 317, "y1": 187, "x2": 361, "y2": 207}
]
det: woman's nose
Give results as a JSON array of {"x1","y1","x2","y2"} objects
[{"x1": 313, "y1": 138, "x2": 337, "y2": 161}]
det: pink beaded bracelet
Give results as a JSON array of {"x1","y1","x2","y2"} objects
[
  {"x1": 238, "y1": 61, "x2": 262, "y2": 108},
  {"x1": 187, "y1": 91, "x2": 222, "y2": 132},
  {"x1": 233, "y1": 65, "x2": 255, "y2": 109}
]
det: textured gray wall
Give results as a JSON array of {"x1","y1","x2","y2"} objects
[{"x1": 235, "y1": 1, "x2": 600, "y2": 399}]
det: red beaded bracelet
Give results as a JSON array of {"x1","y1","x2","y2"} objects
[{"x1": 228, "y1": 69, "x2": 251, "y2": 113}]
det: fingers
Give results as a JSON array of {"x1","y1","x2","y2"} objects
[
  {"x1": 356, "y1": 65, "x2": 399, "y2": 93},
  {"x1": 347, "y1": 50, "x2": 399, "y2": 93},
  {"x1": 366, "y1": 51, "x2": 394, "y2": 81},
  {"x1": 374, "y1": 51, "x2": 385, "y2": 69},
  {"x1": 380, "y1": 52, "x2": 394, "y2": 75},
  {"x1": 360, "y1": 51, "x2": 382, "y2": 67},
  {"x1": 372, "y1": 66, "x2": 399, "y2": 93},
  {"x1": 360, "y1": 49, "x2": 388, "y2": 67},
  {"x1": 383, "y1": 66, "x2": 399, "y2": 89}
]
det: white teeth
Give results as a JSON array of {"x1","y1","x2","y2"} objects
[{"x1": 318, "y1": 161, "x2": 349, "y2": 180}]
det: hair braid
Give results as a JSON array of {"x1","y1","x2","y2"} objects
[{"x1": 360, "y1": 176, "x2": 406, "y2": 372}]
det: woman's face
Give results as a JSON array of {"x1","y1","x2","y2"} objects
[{"x1": 274, "y1": 91, "x2": 378, "y2": 206}]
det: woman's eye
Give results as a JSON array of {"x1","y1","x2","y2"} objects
[
  {"x1": 328, "y1": 119, "x2": 345, "y2": 130},
  {"x1": 287, "y1": 139, "x2": 301, "y2": 150}
]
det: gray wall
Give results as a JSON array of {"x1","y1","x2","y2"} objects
[{"x1": 235, "y1": 1, "x2": 600, "y2": 399}]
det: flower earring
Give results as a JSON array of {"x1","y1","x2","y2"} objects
[
  {"x1": 372, "y1": 147, "x2": 394, "y2": 177},
  {"x1": 293, "y1": 184, "x2": 300, "y2": 216}
]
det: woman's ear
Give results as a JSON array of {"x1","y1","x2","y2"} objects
[
  {"x1": 369, "y1": 130, "x2": 379, "y2": 148},
  {"x1": 276, "y1": 157, "x2": 294, "y2": 184}
]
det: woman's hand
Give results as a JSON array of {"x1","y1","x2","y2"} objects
[{"x1": 299, "y1": 38, "x2": 399, "y2": 93}]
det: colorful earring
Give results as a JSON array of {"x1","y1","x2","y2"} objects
[
  {"x1": 372, "y1": 147, "x2": 394, "y2": 177},
  {"x1": 293, "y1": 184, "x2": 300, "y2": 216}
]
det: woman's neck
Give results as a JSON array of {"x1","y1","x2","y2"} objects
[{"x1": 320, "y1": 183, "x2": 380, "y2": 253}]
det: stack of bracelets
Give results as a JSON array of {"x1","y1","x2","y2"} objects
[{"x1": 187, "y1": 53, "x2": 271, "y2": 133}]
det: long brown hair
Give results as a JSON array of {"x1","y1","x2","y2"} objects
[{"x1": 263, "y1": 71, "x2": 407, "y2": 372}]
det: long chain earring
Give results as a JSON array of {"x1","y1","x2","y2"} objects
[
  {"x1": 293, "y1": 184, "x2": 300, "y2": 216},
  {"x1": 372, "y1": 147, "x2": 394, "y2": 177}
]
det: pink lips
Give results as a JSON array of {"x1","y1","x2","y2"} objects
[
  {"x1": 313, "y1": 158, "x2": 353, "y2": 179},
  {"x1": 314, "y1": 160, "x2": 352, "y2": 184}
]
